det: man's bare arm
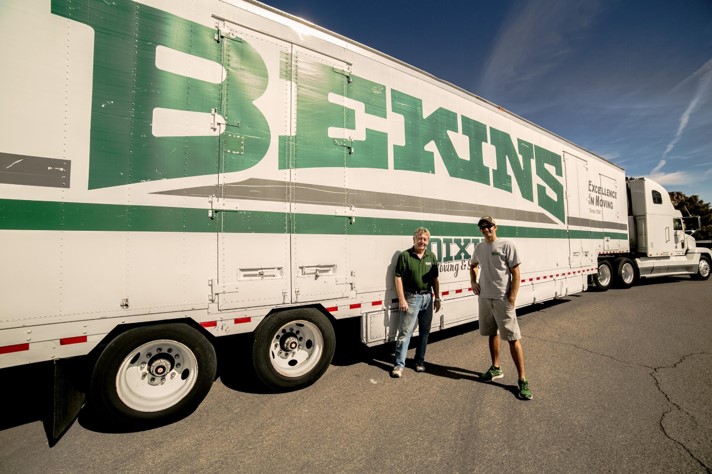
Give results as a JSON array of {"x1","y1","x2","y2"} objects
[
  {"x1": 509, "y1": 264, "x2": 521, "y2": 305},
  {"x1": 395, "y1": 276, "x2": 407, "y2": 311}
]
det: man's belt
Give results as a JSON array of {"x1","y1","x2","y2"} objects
[{"x1": 405, "y1": 288, "x2": 431, "y2": 295}]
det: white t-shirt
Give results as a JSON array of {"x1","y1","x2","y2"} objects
[{"x1": 470, "y1": 238, "x2": 521, "y2": 299}]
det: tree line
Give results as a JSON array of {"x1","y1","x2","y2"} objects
[{"x1": 669, "y1": 192, "x2": 712, "y2": 241}]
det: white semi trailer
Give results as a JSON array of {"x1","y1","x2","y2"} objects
[{"x1": 1, "y1": 0, "x2": 709, "y2": 434}]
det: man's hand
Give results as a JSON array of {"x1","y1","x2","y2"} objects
[
  {"x1": 434, "y1": 299, "x2": 441, "y2": 313},
  {"x1": 472, "y1": 282, "x2": 481, "y2": 295},
  {"x1": 398, "y1": 297, "x2": 408, "y2": 312}
]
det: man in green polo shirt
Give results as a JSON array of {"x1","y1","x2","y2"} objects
[{"x1": 392, "y1": 227, "x2": 441, "y2": 377}]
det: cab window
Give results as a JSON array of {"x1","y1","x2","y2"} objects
[{"x1": 652, "y1": 190, "x2": 663, "y2": 204}]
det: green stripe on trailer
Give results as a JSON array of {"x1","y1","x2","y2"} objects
[{"x1": 0, "y1": 199, "x2": 627, "y2": 240}]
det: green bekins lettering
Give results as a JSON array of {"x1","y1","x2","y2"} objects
[
  {"x1": 52, "y1": 0, "x2": 565, "y2": 222},
  {"x1": 52, "y1": 0, "x2": 270, "y2": 189}
]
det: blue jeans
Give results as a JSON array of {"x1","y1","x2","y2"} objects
[{"x1": 394, "y1": 293, "x2": 433, "y2": 368}]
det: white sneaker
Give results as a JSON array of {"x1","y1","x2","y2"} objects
[{"x1": 391, "y1": 366, "x2": 403, "y2": 378}]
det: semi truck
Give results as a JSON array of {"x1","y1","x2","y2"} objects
[
  {"x1": 591, "y1": 177, "x2": 710, "y2": 290},
  {"x1": 1, "y1": 0, "x2": 709, "y2": 435}
]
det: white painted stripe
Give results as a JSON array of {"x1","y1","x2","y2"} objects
[
  {"x1": 155, "y1": 45, "x2": 224, "y2": 84},
  {"x1": 152, "y1": 108, "x2": 223, "y2": 137}
]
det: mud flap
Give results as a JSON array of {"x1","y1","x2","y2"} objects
[{"x1": 49, "y1": 359, "x2": 85, "y2": 444}]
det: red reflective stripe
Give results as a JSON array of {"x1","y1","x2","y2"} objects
[
  {"x1": 455, "y1": 289, "x2": 463, "y2": 294},
  {"x1": 350, "y1": 303, "x2": 361, "y2": 309},
  {"x1": 200, "y1": 321, "x2": 217, "y2": 328},
  {"x1": 326, "y1": 307, "x2": 338, "y2": 312},
  {"x1": 372, "y1": 300, "x2": 382, "y2": 306},
  {"x1": 442, "y1": 291, "x2": 450, "y2": 296},
  {"x1": 60, "y1": 336, "x2": 87, "y2": 345},
  {"x1": 234, "y1": 317, "x2": 251, "y2": 324},
  {"x1": 0, "y1": 343, "x2": 30, "y2": 355}
]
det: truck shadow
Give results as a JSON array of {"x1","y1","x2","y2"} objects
[{"x1": 0, "y1": 363, "x2": 51, "y2": 431}]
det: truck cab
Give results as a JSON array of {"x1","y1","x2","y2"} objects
[{"x1": 626, "y1": 177, "x2": 711, "y2": 279}]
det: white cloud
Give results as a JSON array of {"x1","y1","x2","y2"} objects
[
  {"x1": 662, "y1": 57, "x2": 712, "y2": 158},
  {"x1": 646, "y1": 170, "x2": 692, "y2": 186},
  {"x1": 651, "y1": 160, "x2": 666, "y2": 174},
  {"x1": 646, "y1": 160, "x2": 696, "y2": 187}
]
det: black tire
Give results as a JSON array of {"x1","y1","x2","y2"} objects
[
  {"x1": 614, "y1": 257, "x2": 637, "y2": 289},
  {"x1": 90, "y1": 324, "x2": 217, "y2": 426},
  {"x1": 252, "y1": 308, "x2": 336, "y2": 391},
  {"x1": 692, "y1": 255, "x2": 711, "y2": 281},
  {"x1": 592, "y1": 260, "x2": 613, "y2": 291}
]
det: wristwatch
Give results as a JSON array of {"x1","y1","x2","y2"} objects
[{"x1": 435, "y1": 297, "x2": 441, "y2": 302}]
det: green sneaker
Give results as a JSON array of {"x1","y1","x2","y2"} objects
[
  {"x1": 518, "y1": 379, "x2": 533, "y2": 400},
  {"x1": 480, "y1": 365, "x2": 504, "y2": 382}
]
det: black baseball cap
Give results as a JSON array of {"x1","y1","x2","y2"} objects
[{"x1": 478, "y1": 216, "x2": 496, "y2": 227}]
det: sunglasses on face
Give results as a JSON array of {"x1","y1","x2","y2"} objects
[{"x1": 479, "y1": 225, "x2": 494, "y2": 231}]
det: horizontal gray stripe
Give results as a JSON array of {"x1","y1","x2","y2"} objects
[
  {"x1": 157, "y1": 178, "x2": 557, "y2": 225},
  {"x1": 568, "y1": 216, "x2": 627, "y2": 231},
  {"x1": 0, "y1": 152, "x2": 70, "y2": 188}
]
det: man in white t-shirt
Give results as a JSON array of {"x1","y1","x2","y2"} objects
[{"x1": 469, "y1": 216, "x2": 532, "y2": 400}]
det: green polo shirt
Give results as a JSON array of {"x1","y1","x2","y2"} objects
[{"x1": 395, "y1": 246, "x2": 439, "y2": 292}]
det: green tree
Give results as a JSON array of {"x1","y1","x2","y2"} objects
[{"x1": 669, "y1": 192, "x2": 712, "y2": 240}]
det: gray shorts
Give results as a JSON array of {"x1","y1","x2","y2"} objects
[{"x1": 478, "y1": 297, "x2": 521, "y2": 341}]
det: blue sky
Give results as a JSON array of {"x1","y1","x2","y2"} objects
[{"x1": 263, "y1": 0, "x2": 712, "y2": 204}]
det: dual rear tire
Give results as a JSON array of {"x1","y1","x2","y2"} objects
[
  {"x1": 592, "y1": 257, "x2": 638, "y2": 291},
  {"x1": 89, "y1": 310, "x2": 336, "y2": 426},
  {"x1": 613, "y1": 257, "x2": 637, "y2": 289}
]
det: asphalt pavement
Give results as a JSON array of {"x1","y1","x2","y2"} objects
[{"x1": 1, "y1": 276, "x2": 711, "y2": 473}]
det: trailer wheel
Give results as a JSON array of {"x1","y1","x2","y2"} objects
[
  {"x1": 592, "y1": 260, "x2": 613, "y2": 291},
  {"x1": 614, "y1": 257, "x2": 637, "y2": 289},
  {"x1": 692, "y1": 255, "x2": 711, "y2": 281},
  {"x1": 90, "y1": 324, "x2": 217, "y2": 426},
  {"x1": 253, "y1": 308, "x2": 335, "y2": 391}
]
